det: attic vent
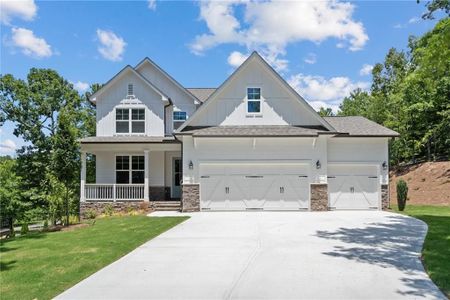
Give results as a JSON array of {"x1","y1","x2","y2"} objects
[{"x1": 127, "y1": 83, "x2": 134, "y2": 97}]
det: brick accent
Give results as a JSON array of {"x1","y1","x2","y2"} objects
[
  {"x1": 181, "y1": 184, "x2": 200, "y2": 212},
  {"x1": 149, "y1": 186, "x2": 166, "y2": 201},
  {"x1": 80, "y1": 201, "x2": 149, "y2": 219},
  {"x1": 381, "y1": 184, "x2": 389, "y2": 210},
  {"x1": 310, "y1": 183, "x2": 328, "y2": 211}
]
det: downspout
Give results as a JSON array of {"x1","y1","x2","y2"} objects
[{"x1": 164, "y1": 98, "x2": 172, "y2": 137}]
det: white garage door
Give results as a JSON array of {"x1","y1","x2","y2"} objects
[
  {"x1": 200, "y1": 163, "x2": 310, "y2": 211},
  {"x1": 328, "y1": 165, "x2": 380, "y2": 210}
]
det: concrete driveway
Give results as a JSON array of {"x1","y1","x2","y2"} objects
[{"x1": 58, "y1": 211, "x2": 445, "y2": 300}]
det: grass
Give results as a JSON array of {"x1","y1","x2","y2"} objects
[
  {"x1": 393, "y1": 204, "x2": 450, "y2": 297},
  {"x1": 0, "y1": 215, "x2": 189, "y2": 300}
]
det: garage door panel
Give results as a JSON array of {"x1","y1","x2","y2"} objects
[
  {"x1": 200, "y1": 163, "x2": 310, "y2": 211},
  {"x1": 328, "y1": 164, "x2": 380, "y2": 210}
]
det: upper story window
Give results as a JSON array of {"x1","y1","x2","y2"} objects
[
  {"x1": 116, "y1": 108, "x2": 145, "y2": 134},
  {"x1": 173, "y1": 111, "x2": 187, "y2": 130},
  {"x1": 247, "y1": 87, "x2": 261, "y2": 114},
  {"x1": 127, "y1": 84, "x2": 134, "y2": 97}
]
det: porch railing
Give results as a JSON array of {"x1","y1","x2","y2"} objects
[{"x1": 84, "y1": 184, "x2": 145, "y2": 201}]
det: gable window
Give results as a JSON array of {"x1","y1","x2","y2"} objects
[
  {"x1": 127, "y1": 84, "x2": 134, "y2": 97},
  {"x1": 116, "y1": 155, "x2": 145, "y2": 184},
  {"x1": 173, "y1": 111, "x2": 187, "y2": 130},
  {"x1": 247, "y1": 87, "x2": 261, "y2": 114},
  {"x1": 116, "y1": 108, "x2": 145, "y2": 134}
]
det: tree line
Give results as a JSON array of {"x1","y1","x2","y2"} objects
[{"x1": 320, "y1": 17, "x2": 449, "y2": 165}]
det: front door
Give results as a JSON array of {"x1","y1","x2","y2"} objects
[{"x1": 172, "y1": 158, "x2": 182, "y2": 199}]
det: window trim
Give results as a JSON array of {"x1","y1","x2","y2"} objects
[
  {"x1": 115, "y1": 106, "x2": 146, "y2": 135},
  {"x1": 246, "y1": 87, "x2": 262, "y2": 115},
  {"x1": 172, "y1": 110, "x2": 188, "y2": 131},
  {"x1": 115, "y1": 154, "x2": 145, "y2": 184}
]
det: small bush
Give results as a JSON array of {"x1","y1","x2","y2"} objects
[
  {"x1": 84, "y1": 209, "x2": 97, "y2": 220},
  {"x1": 43, "y1": 220, "x2": 49, "y2": 231},
  {"x1": 104, "y1": 204, "x2": 114, "y2": 216},
  {"x1": 69, "y1": 215, "x2": 80, "y2": 225},
  {"x1": 20, "y1": 223, "x2": 29, "y2": 235},
  {"x1": 397, "y1": 179, "x2": 409, "y2": 211}
]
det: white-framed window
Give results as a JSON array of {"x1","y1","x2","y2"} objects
[
  {"x1": 115, "y1": 107, "x2": 145, "y2": 134},
  {"x1": 115, "y1": 155, "x2": 145, "y2": 184},
  {"x1": 247, "y1": 87, "x2": 261, "y2": 114},
  {"x1": 127, "y1": 83, "x2": 134, "y2": 97},
  {"x1": 173, "y1": 111, "x2": 187, "y2": 130}
]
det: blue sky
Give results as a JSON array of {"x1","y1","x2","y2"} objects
[{"x1": 0, "y1": 0, "x2": 441, "y2": 155}]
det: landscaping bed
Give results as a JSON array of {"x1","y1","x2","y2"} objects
[{"x1": 0, "y1": 215, "x2": 188, "y2": 300}]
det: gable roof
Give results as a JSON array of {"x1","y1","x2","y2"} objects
[
  {"x1": 135, "y1": 57, "x2": 201, "y2": 105},
  {"x1": 176, "y1": 51, "x2": 336, "y2": 132},
  {"x1": 186, "y1": 88, "x2": 216, "y2": 103},
  {"x1": 89, "y1": 65, "x2": 169, "y2": 103},
  {"x1": 324, "y1": 116, "x2": 400, "y2": 137}
]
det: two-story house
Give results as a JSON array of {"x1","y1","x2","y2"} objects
[{"x1": 80, "y1": 52, "x2": 399, "y2": 214}]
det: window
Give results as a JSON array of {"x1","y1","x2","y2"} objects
[
  {"x1": 116, "y1": 155, "x2": 145, "y2": 184},
  {"x1": 173, "y1": 111, "x2": 187, "y2": 130},
  {"x1": 127, "y1": 84, "x2": 134, "y2": 97},
  {"x1": 247, "y1": 87, "x2": 261, "y2": 114},
  {"x1": 116, "y1": 108, "x2": 145, "y2": 134}
]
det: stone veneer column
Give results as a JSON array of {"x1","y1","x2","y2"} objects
[
  {"x1": 381, "y1": 184, "x2": 389, "y2": 210},
  {"x1": 182, "y1": 184, "x2": 200, "y2": 212},
  {"x1": 310, "y1": 183, "x2": 328, "y2": 211}
]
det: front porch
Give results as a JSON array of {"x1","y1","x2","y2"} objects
[{"x1": 80, "y1": 138, "x2": 182, "y2": 202}]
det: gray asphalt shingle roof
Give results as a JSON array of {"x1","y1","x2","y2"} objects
[
  {"x1": 324, "y1": 116, "x2": 400, "y2": 137},
  {"x1": 79, "y1": 136, "x2": 177, "y2": 143},
  {"x1": 179, "y1": 125, "x2": 331, "y2": 137},
  {"x1": 186, "y1": 88, "x2": 216, "y2": 103}
]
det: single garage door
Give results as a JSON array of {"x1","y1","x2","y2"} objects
[
  {"x1": 200, "y1": 163, "x2": 310, "y2": 211},
  {"x1": 328, "y1": 164, "x2": 380, "y2": 210}
]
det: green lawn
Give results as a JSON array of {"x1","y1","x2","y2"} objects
[
  {"x1": 0, "y1": 215, "x2": 188, "y2": 300},
  {"x1": 393, "y1": 205, "x2": 450, "y2": 297}
]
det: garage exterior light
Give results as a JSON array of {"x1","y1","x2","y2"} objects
[
  {"x1": 189, "y1": 160, "x2": 194, "y2": 170},
  {"x1": 316, "y1": 160, "x2": 321, "y2": 169}
]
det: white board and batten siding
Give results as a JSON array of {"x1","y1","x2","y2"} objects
[{"x1": 95, "y1": 71, "x2": 165, "y2": 137}]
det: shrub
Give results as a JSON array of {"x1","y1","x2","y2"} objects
[
  {"x1": 84, "y1": 209, "x2": 97, "y2": 220},
  {"x1": 104, "y1": 204, "x2": 114, "y2": 216},
  {"x1": 397, "y1": 179, "x2": 409, "y2": 211},
  {"x1": 20, "y1": 222, "x2": 29, "y2": 235},
  {"x1": 68, "y1": 215, "x2": 80, "y2": 225},
  {"x1": 43, "y1": 219, "x2": 49, "y2": 231}
]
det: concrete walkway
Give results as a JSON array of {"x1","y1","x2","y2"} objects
[{"x1": 58, "y1": 211, "x2": 445, "y2": 300}]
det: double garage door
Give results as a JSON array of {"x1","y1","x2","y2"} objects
[
  {"x1": 328, "y1": 165, "x2": 380, "y2": 210},
  {"x1": 200, "y1": 163, "x2": 310, "y2": 210}
]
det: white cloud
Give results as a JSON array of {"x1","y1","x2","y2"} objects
[
  {"x1": 72, "y1": 81, "x2": 89, "y2": 93},
  {"x1": 359, "y1": 64, "x2": 373, "y2": 76},
  {"x1": 11, "y1": 27, "x2": 52, "y2": 58},
  {"x1": 0, "y1": 0, "x2": 37, "y2": 25},
  {"x1": 408, "y1": 17, "x2": 420, "y2": 24},
  {"x1": 227, "y1": 51, "x2": 249, "y2": 68},
  {"x1": 96, "y1": 29, "x2": 126, "y2": 62},
  {"x1": 147, "y1": 0, "x2": 156, "y2": 10},
  {"x1": 190, "y1": 1, "x2": 368, "y2": 71},
  {"x1": 304, "y1": 53, "x2": 317, "y2": 64},
  {"x1": 0, "y1": 139, "x2": 17, "y2": 154},
  {"x1": 288, "y1": 73, "x2": 369, "y2": 111}
]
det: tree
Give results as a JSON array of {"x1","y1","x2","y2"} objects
[
  {"x1": 318, "y1": 107, "x2": 334, "y2": 117},
  {"x1": 418, "y1": 0, "x2": 450, "y2": 19},
  {"x1": 0, "y1": 69, "x2": 94, "y2": 223},
  {"x1": 0, "y1": 159, "x2": 27, "y2": 235},
  {"x1": 338, "y1": 89, "x2": 372, "y2": 117}
]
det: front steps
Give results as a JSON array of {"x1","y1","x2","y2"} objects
[{"x1": 150, "y1": 201, "x2": 181, "y2": 211}]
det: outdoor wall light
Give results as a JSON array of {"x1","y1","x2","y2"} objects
[
  {"x1": 382, "y1": 161, "x2": 387, "y2": 170},
  {"x1": 316, "y1": 160, "x2": 321, "y2": 169},
  {"x1": 189, "y1": 160, "x2": 194, "y2": 170}
]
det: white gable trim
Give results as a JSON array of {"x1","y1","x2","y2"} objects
[
  {"x1": 135, "y1": 57, "x2": 200, "y2": 105},
  {"x1": 89, "y1": 65, "x2": 169, "y2": 103},
  {"x1": 176, "y1": 52, "x2": 335, "y2": 132}
]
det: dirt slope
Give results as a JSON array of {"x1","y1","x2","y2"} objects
[{"x1": 389, "y1": 161, "x2": 450, "y2": 206}]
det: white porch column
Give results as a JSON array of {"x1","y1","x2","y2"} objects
[
  {"x1": 144, "y1": 150, "x2": 149, "y2": 201},
  {"x1": 80, "y1": 151, "x2": 86, "y2": 202}
]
